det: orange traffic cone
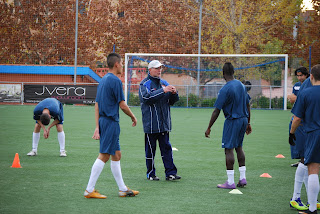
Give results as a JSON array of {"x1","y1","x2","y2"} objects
[
  {"x1": 11, "y1": 153, "x2": 22, "y2": 168},
  {"x1": 275, "y1": 154, "x2": 285, "y2": 158},
  {"x1": 260, "y1": 173, "x2": 272, "y2": 178}
]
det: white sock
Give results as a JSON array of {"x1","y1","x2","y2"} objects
[
  {"x1": 86, "y1": 159, "x2": 105, "y2": 193},
  {"x1": 57, "y1": 131, "x2": 65, "y2": 152},
  {"x1": 111, "y1": 161, "x2": 127, "y2": 192},
  {"x1": 302, "y1": 164, "x2": 308, "y2": 193},
  {"x1": 227, "y1": 170, "x2": 235, "y2": 185},
  {"x1": 308, "y1": 174, "x2": 319, "y2": 212},
  {"x1": 32, "y1": 132, "x2": 40, "y2": 151},
  {"x1": 292, "y1": 163, "x2": 305, "y2": 200},
  {"x1": 239, "y1": 166, "x2": 246, "y2": 180}
]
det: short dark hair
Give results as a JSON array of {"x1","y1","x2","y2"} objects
[
  {"x1": 223, "y1": 62, "x2": 234, "y2": 76},
  {"x1": 107, "y1": 53, "x2": 121, "y2": 69},
  {"x1": 40, "y1": 113, "x2": 51, "y2": 126},
  {"x1": 294, "y1": 66, "x2": 309, "y2": 77},
  {"x1": 243, "y1": 80, "x2": 252, "y2": 92},
  {"x1": 311, "y1": 64, "x2": 320, "y2": 81}
]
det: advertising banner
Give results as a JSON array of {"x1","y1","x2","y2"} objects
[
  {"x1": 24, "y1": 85, "x2": 97, "y2": 104},
  {"x1": 0, "y1": 84, "x2": 22, "y2": 103}
]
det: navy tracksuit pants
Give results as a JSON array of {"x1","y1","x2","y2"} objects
[{"x1": 145, "y1": 132, "x2": 177, "y2": 178}]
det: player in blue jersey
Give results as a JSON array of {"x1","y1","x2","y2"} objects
[
  {"x1": 288, "y1": 67, "x2": 309, "y2": 105},
  {"x1": 290, "y1": 64, "x2": 320, "y2": 214},
  {"x1": 205, "y1": 62, "x2": 251, "y2": 189},
  {"x1": 84, "y1": 53, "x2": 139, "y2": 199},
  {"x1": 139, "y1": 60, "x2": 181, "y2": 181},
  {"x1": 287, "y1": 67, "x2": 310, "y2": 210},
  {"x1": 27, "y1": 98, "x2": 66, "y2": 157}
]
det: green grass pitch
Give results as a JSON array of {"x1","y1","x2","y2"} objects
[{"x1": 0, "y1": 105, "x2": 304, "y2": 213}]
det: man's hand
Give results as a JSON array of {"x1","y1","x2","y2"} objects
[
  {"x1": 289, "y1": 133, "x2": 296, "y2": 146},
  {"x1": 92, "y1": 128, "x2": 100, "y2": 140},
  {"x1": 205, "y1": 128, "x2": 211, "y2": 138},
  {"x1": 131, "y1": 116, "x2": 137, "y2": 127},
  {"x1": 43, "y1": 128, "x2": 50, "y2": 139},
  {"x1": 246, "y1": 124, "x2": 252, "y2": 135}
]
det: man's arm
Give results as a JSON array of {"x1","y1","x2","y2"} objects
[
  {"x1": 44, "y1": 119, "x2": 60, "y2": 139},
  {"x1": 287, "y1": 94, "x2": 297, "y2": 104},
  {"x1": 139, "y1": 84, "x2": 172, "y2": 105},
  {"x1": 119, "y1": 100, "x2": 137, "y2": 127},
  {"x1": 289, "y1": 115, "x2": 301, "y2": 146},
  {"x1": 205, "y1": 108, "x2": 221, "y2": 138},
  {"x1": 290, "y1": 116, "x2": 302, "y2": 134},
  {"x1": 92, "y1": 102, "x2": 100, "y2": 140},
  {"x1": 246, "y1": 103, "x2": 252, "y2": 135},
  {"x1": 37, "y1": 120, "x2": 48, "y2": 138}
]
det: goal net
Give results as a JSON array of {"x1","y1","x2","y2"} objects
[{"x1": 124, "y1": 53, "x2": 289, "y2": 110}]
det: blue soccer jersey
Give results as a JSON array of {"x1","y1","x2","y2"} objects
[
  {"x1": 33, "y1": 98, "x2": 64, "y2": 123},
  {"x1": 299, "y1": 77, "x2": 312, "y2": 92},
  {"x1": 214, "y1": 79, "x2": 249, "y2": 120},
  {"x1": 291, "y1": 85, "x2": 320, "y2": 133},
  {"x1": 292, "y1": 82, "x2": 302, "y2": 96},
  {"x1": 95, "y1": 73, "x2": 125, "y2": 122}
]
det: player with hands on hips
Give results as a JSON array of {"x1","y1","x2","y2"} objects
[{"x1": 27, "y1": 98, "x2": 66, "y2": 157}]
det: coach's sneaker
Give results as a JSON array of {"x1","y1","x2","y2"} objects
[
  {"x1": 290, "y1": 198, "x2": 308, "y2": 210},
  {"x1": 60, "y1": 150, "x2": 67, "y2": 157},
  {"x1": 27, "y1": 150, "x2": 37, "y2": 156},
  {"x1": 119, "y1": 187, "x2": 139, "y2": 197},
  {"x1": 237, "y1": 178, "x2": 247, "y2": 187},
  {"x1": 217, "y1": 181, "x2": 236, "y2": 189},
  {"x1": 84, "y1": 189, "x2": 107, "y2": 199},
  {"x1": 147, "y1": 175, "x2": 160, "y2": 181},
  {"x1": 166, "y1": 174, "x2": 181, "y2": 181}
]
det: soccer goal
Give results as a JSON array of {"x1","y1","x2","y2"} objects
[{"x1": 124, "y1": 53, "x2": 289, "y2": 110}]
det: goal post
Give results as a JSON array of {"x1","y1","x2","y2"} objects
[{"x1": 124, "y1": 53, "x2": 289, "y2": 110}]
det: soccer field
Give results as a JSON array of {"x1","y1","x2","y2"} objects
[{"x1": 0, "y1": 105, "x2": 303, "y2": 214}]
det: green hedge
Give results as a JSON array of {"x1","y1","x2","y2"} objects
[{"x1": 127, "y1": 93, "x2": 289, "y2": 109}]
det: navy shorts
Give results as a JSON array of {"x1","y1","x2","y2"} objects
[
  {"x1": 289, "y1": 120, "x2": 306, "y2": 159},
  {"x1": 222, "y1": 117, "x2": 248, "y2": 149},
  {"x1": 304, "y1": 129, "x2": 320, "y2": 165},
  {"x1": 99, "y1": 117, "x2": 120, "y2": 155}
]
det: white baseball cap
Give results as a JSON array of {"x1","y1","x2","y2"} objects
[{"x1": 148, "y1": 60, "x2": 164, "y2": 69}]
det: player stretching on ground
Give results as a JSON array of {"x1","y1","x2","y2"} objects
[
  {"x1": 290, "y1": 64, "x2": 320, "y2": 214},
  {"x1": 288, "y1": 67, "x2": 310, "y2": 211},
  {"x1": 205, "y1": 62, "x2": 251, "y2": 189},
  {"x1": 27, "y1": 98, "x2": 66, "y2": 157},
  {"x1": 84, "y1": 53, "x2": 139, "y2": 199}
]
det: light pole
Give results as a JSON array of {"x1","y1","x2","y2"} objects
[
  {"x1": 196, "y1": 0, "x2": 203, "y2": 97},
  {"x1": 74, "y1": 0, "x2": 79, "y2": 85}
]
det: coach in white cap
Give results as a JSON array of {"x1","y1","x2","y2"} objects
[{"x1": 139, "y1": 60, "x2": 181, "y2": 181}]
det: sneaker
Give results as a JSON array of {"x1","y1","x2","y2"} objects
[
  {"x1": 298, "y1": 210, "x2": 318, "y2": 214},
  {"x1": 291, "y1": 161, "x2": 300, "y2": 167},
  {"x1": 166, "y1": 175, "x2": 181, "y2": 181},
  {"x1": 27, "y1": 150, "x2": 37, "y2": 156},
  {"x1": 290, "y1": 198, "x2": 308, "y2": 210},
  {"x1": 217, "y1": 181, "x2": 236, "y2": 189},
  {"x1": 84, "y1": 189, "x2": 107, "y2": 199},
  {"x1": 237, "y1": 178, "x2": 247, "y2": 187},
  {"x1": 119, "y1": 187, "x2": 139, "y2": 197},
  {"x1": 147, "y1": 175, "x2": 160, "y2": 181},
  {"x1": 60, "y1": 151, "x2": 67, "y2": 157}
]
